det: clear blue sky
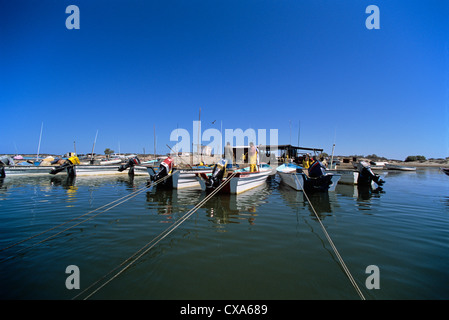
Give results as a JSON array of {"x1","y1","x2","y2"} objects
[{"x1": 1, "y1": 0, "x2": 448, "y2": 160}]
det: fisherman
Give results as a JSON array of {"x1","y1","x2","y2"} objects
[
  {"x1": 248, "y1": 142, "x2": 259, "y2": 172},
  {"x1": 302, "y1": 153, "x2": 311, "y2": 169},
  {"x1": 224, "y1": 142, "x2": 233, "y2": 169}
]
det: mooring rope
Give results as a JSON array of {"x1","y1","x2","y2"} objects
[
  {"x1": 0, "y1": 171, "x2": 173, "y2": 258},
  {"x1": 74, "y1": 171, "x2": 238, "y2": 300},
  {"x1": 294, "y1": 172, "x2": 366, "y2": 300}
]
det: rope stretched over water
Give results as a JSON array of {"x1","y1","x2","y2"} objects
[
  {"x1": 294, "y1": 173, "x2": 366, "y2": 300},
  {"x1": 0, "y1": 172, "x2": 173, "y2": 259},
  {"x1": 74, "y1": 171, "x2": 238, "y2": 300}
]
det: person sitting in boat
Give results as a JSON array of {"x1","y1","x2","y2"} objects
[
  {"x1": 150, "y1": 156, "x2": 174, "y2": 181},
  {"x1": 308, "y1": 157, "x2": 327, "y2": 178},
  {"x1": 249, "y1": 142, "x2": 259, "y2": 172},
  {"x1": 302, "y1": 153, "x2": 311, "y2": 169}
]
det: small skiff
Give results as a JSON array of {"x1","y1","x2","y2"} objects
[{"x1": 277, "y1": 163, "x2": 341, "y2": 192}]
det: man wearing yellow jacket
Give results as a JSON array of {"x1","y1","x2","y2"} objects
[{"x1": 248, "y1": 142, "x2": 259, "y2": 172}]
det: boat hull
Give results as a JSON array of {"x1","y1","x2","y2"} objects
[
  {"x1": 2, "y1": 165, "x2": 149, "y2": 177},
  {"x1": 385, "y1": 164, "x2": 416, "y2": 171},
  {"x1": 147, "y1": 167, "x2": 213, "y2": 189},
  {"x1": 172, "y1": 168, "x2": 213, "y2": 189},
  {"x1": 197, "y1": 168, "x2": 272, "y2": 194},
  {"x1": 229, "y1": 169, "x2": 272, "y2": 194},
  {"x1": 278, "y1": 172, "x2": 341, "y2": 191},
  {"x1": 73, "y1": 165, "x2": 149, "y2": 176},
  {"x1": 277, "y1": 167, "x2": 341, "y2": 192},
  {"x1": 2, "y1": 166, "x2": 55, "y2": 176},
  {"x1": 326, "y1": 169, "x2": 359, "y2": 185}
]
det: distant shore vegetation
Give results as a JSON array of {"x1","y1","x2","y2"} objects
[
  {"x1": 405, "y1": 155, "x2": 427, "y2": 162},
  {"x1": 346, "y1": 154, "x2": 448, "y2": 163}
]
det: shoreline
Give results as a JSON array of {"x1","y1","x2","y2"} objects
[
  {"x1": 337, "y1": 160, "x2": 447, "y2": 168},
  {"x1": 3, "y1": 153, "x2": 448, "y2": 168}
]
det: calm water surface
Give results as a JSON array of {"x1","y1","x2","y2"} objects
[{"x1": 1, "y1": 168, "x2": 448, "y2": 300}]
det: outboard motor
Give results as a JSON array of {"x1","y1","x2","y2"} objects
[
  {"x1": 304, "y1": 160, "x2": 333, "y2": 192},
  {"x1": 150, "y1": 157, "x2": 174, "y2": 182},
  {"x1": 0, "y1": 156, "x2": 14, "y2": 166},
  {"x1": 357, "y1": 161, "x2": 385, "y2": 187},
  {"x1": 0, "y1": 156, "x2": 15, "y2": 178},
  {"x1": 51, "y1": 157, "x2": 61, "y2": 165},
  {"x1": 50, "y1": 155, "x2": 80, "y2": 177},
  {"x1": 308, "y1": 160, "x2": 326, "y2": 178},
  {"x1": 206, "y1": 159, "x2": 227, "y2": 190},
  {"x1": 118, "y1": 157, "x2": 141, "y2": 175}
]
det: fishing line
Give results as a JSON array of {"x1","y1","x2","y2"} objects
[
  {"x1": 0, "y1": 172, "x2": 172, "y2": 259},
  {"x1": 294, "y1": 172, "x2": 366, "y2": 300},
  {"x1": 74, "y1": 171, "x2": 237, "y2": 300}
]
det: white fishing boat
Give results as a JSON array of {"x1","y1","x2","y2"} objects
[
  {"x1": 68, "y1": 165, "x2": 149, "y2": 176},
  {"x1": 1, "y1": 165, "x2": 56, "y2": 177},
  {"x1": 172, "y1": 167, "x2": 213, "y2": 189},
  {"x1": 1, "y1": 163, "x2": 148, "y2": 178},
  {"x1": 353, "y1": 161, "x2": 386, "y2": 170},
  {"x1": 146, "y1": 165, "x2": 214, "y2": 189},
  {"x1": 99, "y1": 159, "x2": 122, "y2": 165},
  {"x1": 326, "y1": 169, "x2": 359, "y2": 185},
  {"x1": 80, "y1": 159, "x2": 123, "y2": 165},
  {"x1": 385, "y1": 164, "x2": 416, "y2": 171},
  {"x1": 260, "y1": 162, "x2": 277, "y2": 175},
  {"x1": 276, "y1": 163, "x2": 341, "y2": 192},
  {"x1": 197, "y1": 165, "x2": 272, "y2": 194}
]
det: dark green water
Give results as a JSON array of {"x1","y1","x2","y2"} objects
[{"x1": 1, "y1": 168, "x2": 448, "y2": 300}]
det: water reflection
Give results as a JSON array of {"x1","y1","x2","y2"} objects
[
  {"x1": 443, "y1": 197, "x2": 449, "y2": 210},
  {"x1": 0, "y1": 175, "x2": 148, "y2": 208},
  {"x1": 204, "y1": 183, "x2": 273, "y2": 227},
  {"x1": 278, "y1": 184, "x2": 338, "y2": 219},
  {"x1": 0, "y1": 178, "x2": 6, "y2": 193},
  {"x1": 335, "y1": 183, "x2": 385, "y2": 211},
  {"x1": 50, "y1": 176, "x2": 78, "y2": 206},
  {"x1": 145, "y1": 188, "x2": 203, "y2": 223},
  {"x1": 144, "y1": 183, "x2": 273, "y2": 227},
  {"x1": 146, "y1": 179, "x2": 275, "y2": 228}
]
